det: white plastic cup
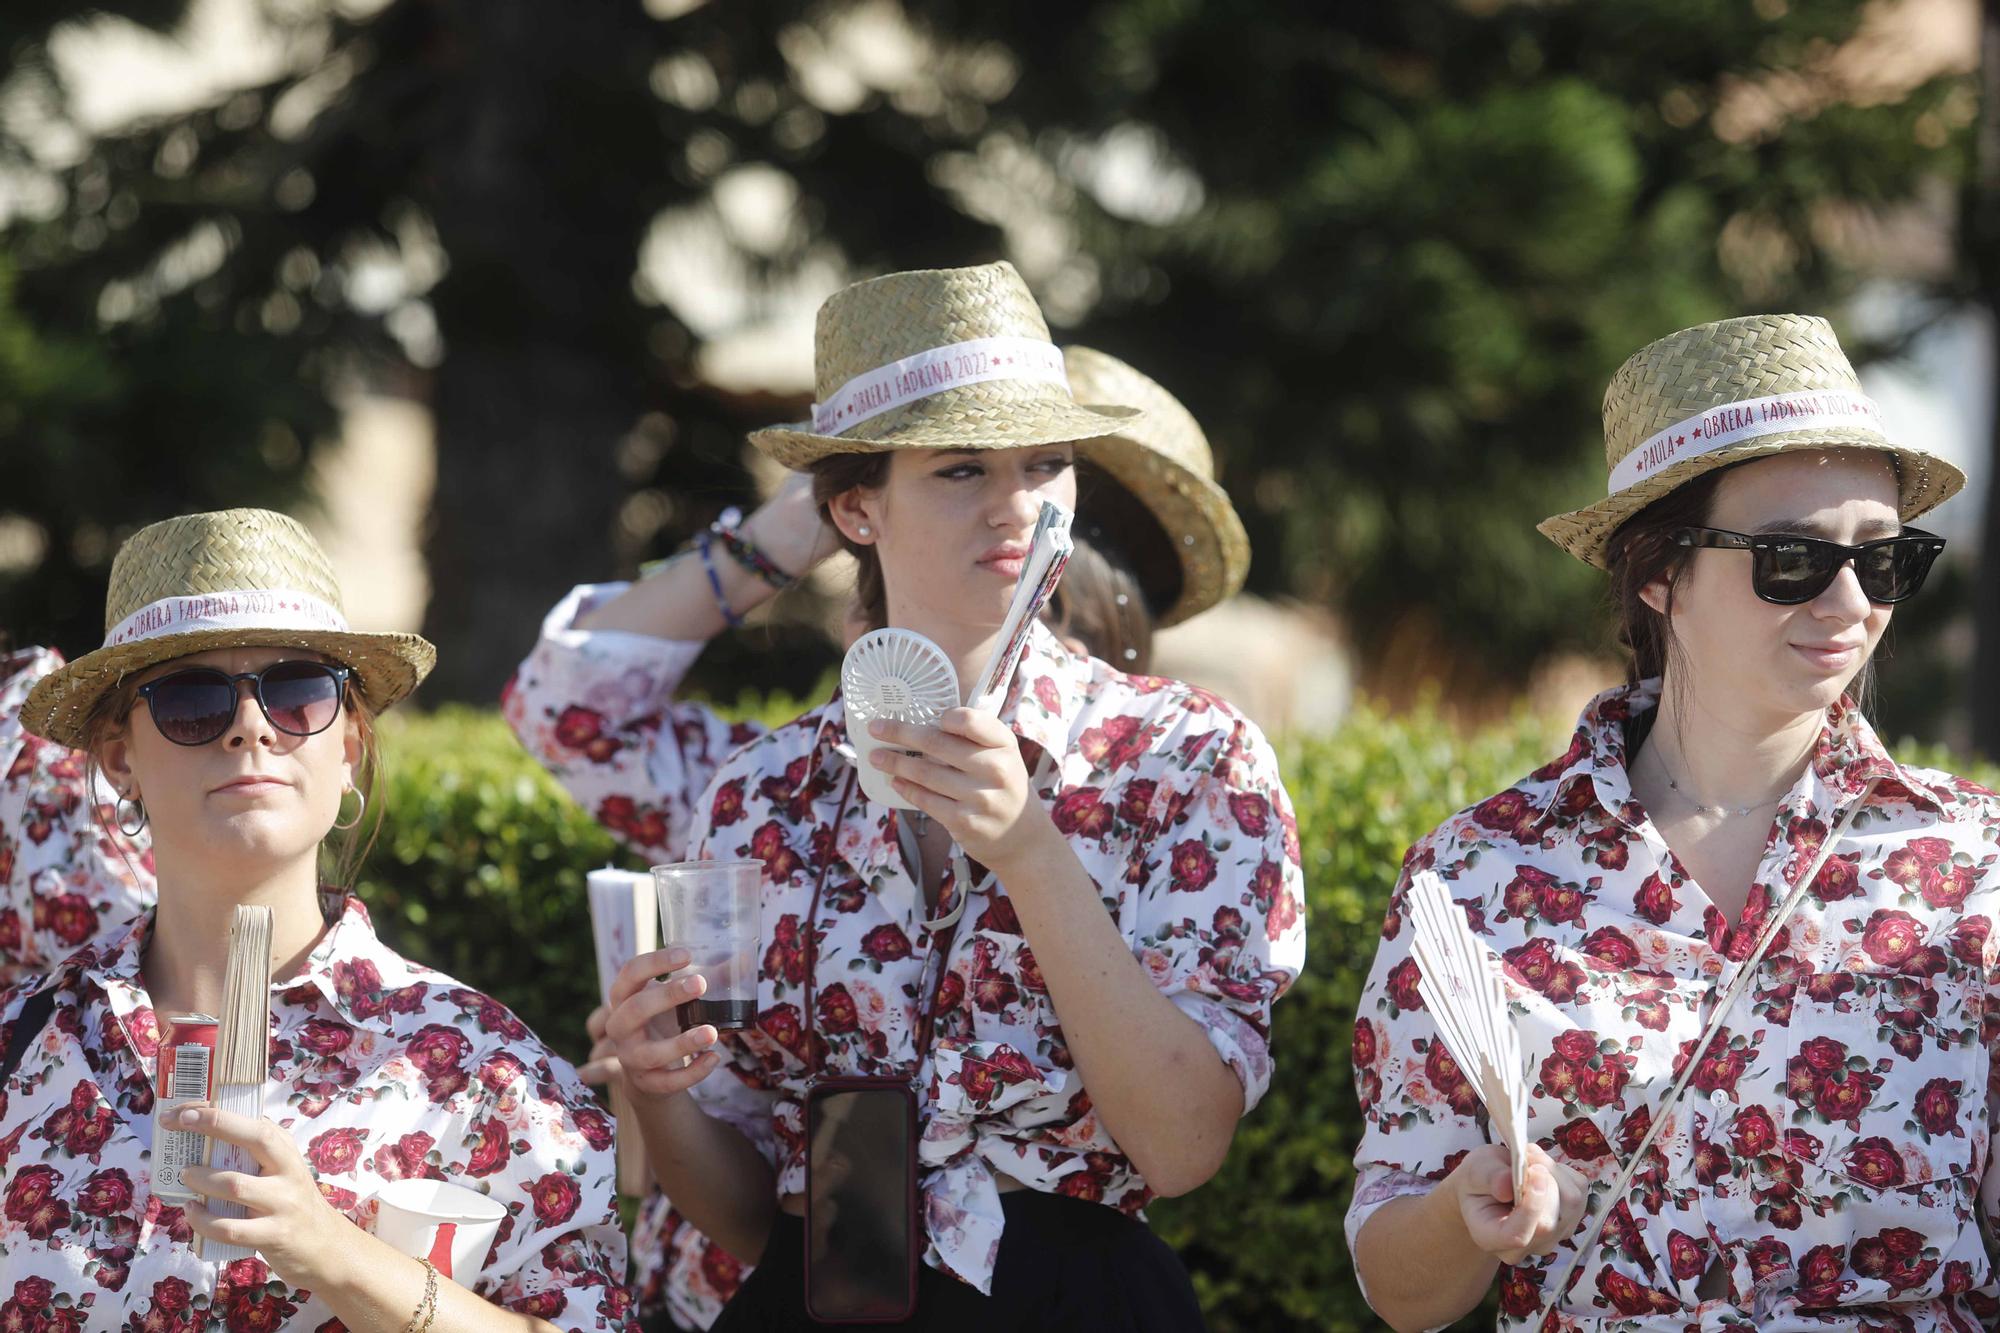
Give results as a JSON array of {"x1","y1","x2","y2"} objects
[
  {"x1": 587, "y1": 868, "x2": 659, "y2": 1008},
  {"x1": 652, "y1": 860, "x2": 762, "y2": 1031},
  {"x1": 372, "y1": 1178, "x2": 508, "y2": 1282}
]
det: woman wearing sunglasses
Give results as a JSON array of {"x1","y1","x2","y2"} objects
[
  {"x1": 587, "y1": 263, "x2": 1302, "y2": 1330},
  {"x1": 7, "y1": 509, "x2": 631, "y2": 1331},
  {"x1": 1347, "y1": 314, "x2": 1992, "y2": 1331},
  {"x1": 505, "y1": 342, "x2": 1250, "y2": 1330}
]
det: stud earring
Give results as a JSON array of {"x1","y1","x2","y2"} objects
[{"x1": 857, "y1": 526, "x2": 872, "y2": 538}]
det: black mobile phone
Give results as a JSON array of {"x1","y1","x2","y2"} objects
[{"x1": 803, "y1": 1077, "x2": 920, "y2": 1324}]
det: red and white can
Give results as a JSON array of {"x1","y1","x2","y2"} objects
[{"x1": 151, "y1": 1013, "x2": 218, "y2": 1201}]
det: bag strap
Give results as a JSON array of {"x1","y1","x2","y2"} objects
[
  {"x1": 803, "y1": 772, "x2": 967, "y2": 1081},
  {"x1": 0, "y1": 986, "x2": 56, "y2": 1089},
  {"x1": 1535, "y1": 777, "x2": 1878, "y2": 1324}
]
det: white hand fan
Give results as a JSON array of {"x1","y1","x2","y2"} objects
[
  {"x1": 1406, "y1": 870, "x2": 1530, "y2": 1194},
  {"x1": 843, "y1": 628, "x2": 960, "y2": 810}
]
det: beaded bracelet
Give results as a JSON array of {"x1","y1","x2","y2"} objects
[
  {"x1": 711, "y1": 523, "x2": 797, "y2": 590},
  {"x1": 695, "y1": 530, "x2": 747, "y2": 629},
  {"x1": 402, "y1": 1258, "x2": 438, "y2": 1333}
]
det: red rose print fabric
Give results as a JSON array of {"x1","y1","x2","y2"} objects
[
  {"x1": 0, "y1": 650, "x2": 156, "y2": 984},
  {"x1": 0, "y1": 894, "x2": 633, "y2": 1330},
  {"x1": 505, "y1": 584, "x2": 770, "y2": 1329},
  {"x1": 503, "y1": 585, "x2": 763, "y2": 870},
  {"x1": 682, "y1": 619, "x2": 1303, "y2": 1297},
  {"x1": 1349, "y1": 681, "x2": 2000, "y2": 1330},
  {"x1": 507, "y1": 590, "x2": 1304, "y2": 1317}
]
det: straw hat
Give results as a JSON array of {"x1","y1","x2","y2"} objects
[
  {"x1": 1064, "y1": 346, "x2": 1249, "y2": 627},
  {"x1": 749, "y1": 262, "x2": 1142, "y2": 467},
  {"x1": 22, "y1": 508, "x2": 435, "y2": 749},
  {"x1": 1540, "y1": 313, "x2": 1964, "y2": 567}
]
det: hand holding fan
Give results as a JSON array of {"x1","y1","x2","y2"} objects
[
  {"x1": 843, "y1": 629, "x2": 960, "y2": 810},
  {"x1": 1405, "y1": 870, "x2": 1530, "y2": 1195},
  {"x1": 840, "y1": 498, "x2": 1072, "y2": 808}
]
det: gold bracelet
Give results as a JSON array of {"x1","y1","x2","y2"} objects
[{"x1": 403, "y1": 1258, "x2": 438, "y2": 1333}]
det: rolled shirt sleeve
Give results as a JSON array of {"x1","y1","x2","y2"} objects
[
  {"x1": 1134, "y1": 713, "x2": 1306, "y2": 1114},
  {"x1": 502, "y1": 582, "x2": 766, "y2": 863}
]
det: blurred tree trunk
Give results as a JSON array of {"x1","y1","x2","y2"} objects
[
  {"x1": 416, "y1": 0, "x2": 657, "y2": 703},
  {"x1": 1971, "y1": 0, "x2": 2000, "y2": 757}
]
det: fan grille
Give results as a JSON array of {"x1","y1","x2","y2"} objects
[{"x1": 842, "y1": 629, "x2": 958, "y2": 724}]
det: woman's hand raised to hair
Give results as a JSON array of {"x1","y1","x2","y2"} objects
[
  {"x1": 1452, "y1": 1143, "x2": 1588, "y2": 1265},
  {"x1": 866, "y1": 709, "x2": 1055, "y2": 871},
  {"x1": 741, "y1": 469, "x2": 837, "y2": 579},
  {"x1": 585, "y1": 947, "x2": 725, "y2": 1100}
]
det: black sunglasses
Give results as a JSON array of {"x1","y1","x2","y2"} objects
[
  {"x1": 133, "y1": 661, "x2": 353, "y2": 747},
  {"x1": 1672, "y1": 526, "x2": 1946, "y2": 606}
]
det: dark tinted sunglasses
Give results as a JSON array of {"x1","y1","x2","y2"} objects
[
  {"x1": 133, "y1": 661, "x2": 353, "y2": 747},
  {"x1": 1672, "y1": 526, "x2": 1945, "y2": 606}
]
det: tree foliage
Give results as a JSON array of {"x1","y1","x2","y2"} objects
[{"x1": 0, "y1": 0, "x2": 1971, "y2": 705}]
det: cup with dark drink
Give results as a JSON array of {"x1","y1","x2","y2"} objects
[{"x1": 652, "y1": 859, "x2": 763, "y2": 1032}]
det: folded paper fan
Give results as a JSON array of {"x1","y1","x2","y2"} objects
[
  {"x1": 1406, "y1": 870, "x2": 1530, "y2": 1195},
  {"x1": 967, "y1": 500, "x2": 1074, "y2": 712},
  {"x1": 842, "y1": 628, "x2": 960, "y2": 809}
]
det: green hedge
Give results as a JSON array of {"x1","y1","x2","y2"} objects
[
  {"x1": 355, "y1": 696, "x2": 810, "y2": 1071},
  {"x1": 353, "y1": 701, "x2": 2000, "y2": 1332}
]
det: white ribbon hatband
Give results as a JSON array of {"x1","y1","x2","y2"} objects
[
  {"x1": 1608, "y1": 389, "x2": 1885, "y2": 495},
  {"x1": 811, "y1": 336, "x2": 1070, "y2": 436},
  {"x1": 104, "y1": 590, "x2": 350, "y2": 648}
]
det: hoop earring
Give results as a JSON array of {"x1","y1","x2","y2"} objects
[
  {"x1": 332, "y1": 786, "x2": 366, "y2": 832},
  {"x1": 115, "y1": 795, "x2": 148, "y2": 837}
]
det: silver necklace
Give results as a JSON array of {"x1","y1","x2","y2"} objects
[{"x1": 1652, "y1": 749, "x2": 1787, "y2": 819}]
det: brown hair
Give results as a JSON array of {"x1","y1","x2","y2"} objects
[
  {"x1": 1047, "y1": 534, "x2": 1154, "y2": 673},
  {"x1": 80, "y1": 662, "x2": 386, "y2": 893},
  {"x1": 1605, "y1": 462, "x2": 1876, "y2": 709},
  {"x1": 811, "y1": 452, "x2": 894, "y2": 632},
  {"x1": 1604, "y1": 470, "x2": 1726, "y2": 688}
]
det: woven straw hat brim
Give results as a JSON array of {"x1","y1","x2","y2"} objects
[
  {"x1": 1074, "y1": 432, "x2": 1249, "y2": 627},
  {"x1": 1538, "y1": 429, "x2": 1965, "y2": 569},
  {"x1": 750, "y1": 394, "x2": 1143, "y2": 470},
  {"x1": 20, "y1": 626, "x2": 436, "y2": 750}
]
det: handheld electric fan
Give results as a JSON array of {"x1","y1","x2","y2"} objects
[{"x1": 842, "y1": 628, "x2": 960, "y2": 810}]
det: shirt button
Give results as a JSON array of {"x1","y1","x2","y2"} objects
[{"x1": 1710, "y1": 1089, "x2": 1730, "y2": 1109}]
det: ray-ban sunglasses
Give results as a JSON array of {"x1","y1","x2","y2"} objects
[
  {"x1": 133, "y1": 660, "x2": 353, "y2": 747},
  {"x1": 1672, "y1": 526, "x2": 1946, "y2": 606}
]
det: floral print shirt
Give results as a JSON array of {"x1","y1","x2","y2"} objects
[
  {"x1": 504, "y1": 583, "x2": 762, "y2": 1328},
  {"x1": 684, "y1": 618, "x2": 1304, "y2": 1297},
  {"x1": 1348, "y1": 680, "x2": 2000, "y2": 1332},
  {"x1": 503, "y1": 583, "x2": 763, "y2": 871},
  {"x1": 0, "y1": 649, "x2": 155, "y2": 986},
  {"x1": 0, "y1": 892, "x2": 634, "y2": 1331},
  {"x1": 504, "y1": 586, "x2": 1305, "y2": 1303}
]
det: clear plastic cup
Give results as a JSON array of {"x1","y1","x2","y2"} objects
[{"x1": 652, "y1": 860, "x2": 763, "y2": 1032}]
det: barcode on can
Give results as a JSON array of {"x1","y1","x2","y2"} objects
[
  {"x1": 171, "y1": 1045, "x2": 208, "y2": 1099},
  {"x1": 151, "y1": 1042, "x2": 212, "y2": 1201}
]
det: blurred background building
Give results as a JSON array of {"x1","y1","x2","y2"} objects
[{"x1": 2, "y1": 0, "x2": 1994, "y2": 744}]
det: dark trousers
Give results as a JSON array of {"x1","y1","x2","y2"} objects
[{"x1": 697, "y1": 1190, "x2": 1207, "y2": 1331}]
